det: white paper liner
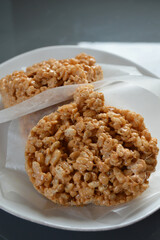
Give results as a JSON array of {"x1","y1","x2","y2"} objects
[
  {"x1": 0, "y1": 63, "x2": 143, "y2": 123},
  {"x1": 0, "y1": 64, "x2": 160, "y2": 228}
]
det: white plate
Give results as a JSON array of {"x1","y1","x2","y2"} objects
[{"x1": 0, "y1": 45, "x2": 159, "y2": 231}]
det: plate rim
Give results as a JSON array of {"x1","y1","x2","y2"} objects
[
  {"x1": 0, "y1": 45, "x2": 157, "y2": 78},
  {"x1": 0, "y1": 196, "x2": 159, "y2": 232}
]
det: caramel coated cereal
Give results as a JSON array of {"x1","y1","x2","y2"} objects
[
  {"x1": 0, "y1": 53, "x2": 103, "y2": 107},
  {"x1": 25, "y1": 85, "x2": 159, "y2": 206}
]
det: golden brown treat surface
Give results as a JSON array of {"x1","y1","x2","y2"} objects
[
  {"x1": 25, "y1": 86, "x2": 159, "y2": 206},
  {"x1": 0, "y1": 53, "x2": 103, "y2": 107}
]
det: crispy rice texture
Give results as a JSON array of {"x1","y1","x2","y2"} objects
[
  {"x1": 25, "y1": 85, "x2": 159, "y2": 206},
  {"x1": 0, "y1": 53, "x2": 103, "y2": 108}
]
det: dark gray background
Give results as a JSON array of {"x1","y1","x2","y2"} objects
[{"x1": 0, "y1": 0, "x2": 160, "y2": 239}]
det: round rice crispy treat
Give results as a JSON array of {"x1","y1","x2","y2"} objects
[{"x1": 25, "y1": 85, "x2": 159, "y2": 206}]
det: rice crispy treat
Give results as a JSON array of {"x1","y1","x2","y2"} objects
[
  {"x1": 25, "y1": 85, "x2": 159, "y2": 206},
  {"x1": 0, "y1": 53, "x2": 103, "y2": 108}
]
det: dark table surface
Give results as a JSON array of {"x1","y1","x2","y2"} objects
[{"x1": 0, "y1": 0, "x2": 160, "y2": 239}]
